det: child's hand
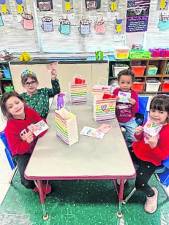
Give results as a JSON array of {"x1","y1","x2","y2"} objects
[
  {"x1": 26, "y1": 131, "x2": 34, "y2": 143},
  {"x1": 129, "y1": 98, "x2": 136, "y2": 105},
  {"x1": 146, "y1": 135, "x2": 159, "y2": 149},
  {"x1": 47, "y1": 62, "x2": 58, "y2": 80},
  {"x1": 135, "y1": 126, "x2": 143, "y2": 135},
  {"x1": 51, "y1": 69, "x2": 57, "y2": 80},
  {"x1": 20, "y1": 130, "x2": 34, "y2": 143}
]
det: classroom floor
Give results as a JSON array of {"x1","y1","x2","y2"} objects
[{"x1": 0, "y1": 171, "x2": 169, "y2": 225}]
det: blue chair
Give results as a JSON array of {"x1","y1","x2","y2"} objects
[
  {"x1": 0, "y1": 131, "x2": 17, "y2": 184},
  {"x1": 156, "y1": 157, "x2": 169, "y2": 187}
]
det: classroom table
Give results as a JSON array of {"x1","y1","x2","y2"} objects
[{"x1": 25, "y1": 99, "x2": 136, "y2": 220}]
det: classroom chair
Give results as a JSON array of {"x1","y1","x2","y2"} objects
[{"x1": 0, "y1": 131, "x2": 17, "y2": 184}]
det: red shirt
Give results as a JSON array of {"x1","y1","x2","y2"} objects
[
  {"x1": 113, "y1": 88, "x2": 139, "y2": 123},
  {"x1": 132, "y1": 124, "x2": 169, "y2": 166},
  {"x1": 5, "y1": 106, "x2": 47, "y2": 156}
]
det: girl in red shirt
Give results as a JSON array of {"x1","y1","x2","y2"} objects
[
  {"x1": 131, "y1": 95, "x2": 169, "y2": 213},
  {"x1": 0, "y1": 92, "x2": 51, "y2": 193}
]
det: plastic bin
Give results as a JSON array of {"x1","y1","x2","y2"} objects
[
  {"x1": 131, "y1": 66, "x2": 146, "y2": 77},
  {"x1": 132, "y1": 82, "x2": 145, "y2": 93},
  {"x1": 161, "y1": 83, "x2": 169, "y2": 92},
  {"x1": 147, "y1": 66, "x2": 158, "y2": 76},
  {"x1": 113, "y1": 66, "x2": 129, "y2": 77},
  {"x1": 115, "y1": 49, "x2": 129, "y2": 59},
  {"x1": 146, "y1": 81, "x2": 161, "y2": 92}
]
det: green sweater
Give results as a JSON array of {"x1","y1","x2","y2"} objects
[{"x1": 21, "y1": 79, "x2": 60, "y2": 118}]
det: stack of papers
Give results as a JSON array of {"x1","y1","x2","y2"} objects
[{"x1": 70, "y1": 84, "x2": 87, "y2": 103}]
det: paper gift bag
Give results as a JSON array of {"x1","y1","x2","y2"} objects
[
  {"x1": 93, "y1": 94, "x2": 116, "y2": 121},
  {"x1": 70, "y1": 77, "x2": 87, "y2": 104},
  {"x1": 55, "y1": 108, "x2": 78, "y2": 146}
]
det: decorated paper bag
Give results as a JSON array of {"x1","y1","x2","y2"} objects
[
  {"x1": 55, "y1": 108, "x2": 78, "y2": 146},
  {"x1": 70, "y1": 77, "x2": 87, "y2": 104},
  {"x1": 93, "y1": 94, "x2": 116, "y2": 121}
]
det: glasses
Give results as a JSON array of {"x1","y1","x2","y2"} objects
[{"x1": 25, "y1": 80, "x2": 37, "y2": 86}]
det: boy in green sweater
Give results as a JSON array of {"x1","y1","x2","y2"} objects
[{"x1": 21, "y1": 65, "x2": 60, "y2": 118}]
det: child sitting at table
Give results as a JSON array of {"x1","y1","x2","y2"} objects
[
  {"x1": 113, "y1": 69, "x2": 139, "y2": 146},
  {"x1": 21, "y1": 63, "x2": 60, "y2": 118},
  {"x1": 0, "y1": 91, "x2": 51, "y2": 194},
  {"x1": 131, "y1": 94, "x2": 169, "y2": 213}
]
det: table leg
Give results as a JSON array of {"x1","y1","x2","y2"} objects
[
  {"x1": 114, "y1": 179, "x2": 125, "y2": 218},
  {"x1": 34, "y1": 180, "x2": 48, "y2": 220}
]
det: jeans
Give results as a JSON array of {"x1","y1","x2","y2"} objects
[{"x1": 119, "y1": 118, "x2": 138, "y2": 146}]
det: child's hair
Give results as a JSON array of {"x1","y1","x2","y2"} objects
[
  {"x1": 21, "y1": 69, "x2": 38, "y2": 85},
  {"x1": 117, "y1": 69, "x2": 135, "y2": 82},
  {"x1": 150, "y1": 94, "x2": 169, "y2": 115},
  {"x1": 0, "y1": 91, "x2": 25, "y2": 119}
]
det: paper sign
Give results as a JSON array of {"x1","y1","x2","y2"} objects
[
  {"x1": 28, "y1": 120, "x2": 49, "y2": 136},
  {"x1": 143, "y1": 120, "x2": 162, "y2": 137},
  {"x1": 80, "y1": 126, "x2": 104, "y2": 139},
  {"x1": 118, "y1": 91, "x2": 131, "y2": 103}
]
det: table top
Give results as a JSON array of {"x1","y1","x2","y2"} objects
[{"x1": 25, "y1": 100, "x2": 135, "y2": 180}]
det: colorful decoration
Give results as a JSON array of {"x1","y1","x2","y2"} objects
[
  {"x1": 115, "y1": 18, "x2": 122, "y2": 33},
  {"x1": 110, "y1": 0, "x2": 117, "y2": 12},
  {"x1": 19, "y1": 52, "x2": 31, "y2": 62},
  {"x1": 58, "y1": 17, "x2": 71, "y2": 35}
]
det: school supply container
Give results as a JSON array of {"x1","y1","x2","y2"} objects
[
  {"x1": 147, "y1": 66, "x2": 158, "y2": 76},
  {"x1": 131, "y1": 66, "x2": 146, "y2": 77},
  {"x1": 114, "y1": 49, "x2": 129, "y2": 59},
  {"x1": 129, "y1": 50, "x2": 151, "y2": 59},
  {"x1": 146, "y1": 80, "x2": 161, "y2": 92},
  {"x1": 161, "y1": 82, "x2": 169, "y2": 92},
  {"x1": 113, "y1": 65, "x2": 129, "y2": 77},
  {"x1": 132, "y1": 82, "x2": 145, "y2": 93}
]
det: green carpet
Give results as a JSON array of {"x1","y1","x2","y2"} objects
[{"x1": 0, "y1": 172, "x2": 169, "y2": 225}]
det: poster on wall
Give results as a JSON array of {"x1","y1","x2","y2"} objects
[{"x1": 126, "y1": 0, "x2": 151, "y2": 32}]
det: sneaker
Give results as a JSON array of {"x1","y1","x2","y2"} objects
[
  {"x1": 144, "y1": 187, "x2": 158, "y2": 214},
  {"x1": 33, "y1": 183, "x2": 52, "y2": 195}
]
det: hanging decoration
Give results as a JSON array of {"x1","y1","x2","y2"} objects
[
  {"x1": 158, "y1": 0, "x2": 168, "y2": 10},
  {"x1": 63, "y1": 0, "x2": 72, "y2": 11},
  {"x1": 41, "y1": 16, "x2": 54, "y2": 32},
  {"x1": 0, "y1": 12, "x2": 4, "y2": 26},
  {"x1": 21, "y1": 13, "x2": 34, "y2": 30},
  {"x1": 109, "y1": 0, "x2": 118, "y2": 12},
  {"x1": 115, "y1": 18, "x2": 122, "y2": 33},
  {"x1": 37, "y1": 0, "x2": 53, "y2": 11},
  {"x1": 0, "y1": 0, "x2": 8, "y2": 14},
  {"x1": 16, "y1": 0, "x2": 24, "y2": 14},
  {"x1": 58, "y1": 17, "x2": 71, "y2": 35},
  {"x1": 79, "y1": 18, "x2": 91, "y2": 35},
  {"x1": 85, "y1": 0, "x2": 101, "y2": 10},
  {"x1": 94, "y1": 18, "x2": 105, "y2": 34}
]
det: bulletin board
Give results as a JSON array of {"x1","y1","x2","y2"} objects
[{"x1": 0, "y1": 0, "x2": 169, "y2": 54}]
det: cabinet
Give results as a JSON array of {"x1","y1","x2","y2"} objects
[
  {"x1": 0, "y1": 63, "x2": 13, "y2": 96},
  {"x1": 110, "y1": 58, "x2": 169, "y2": 93}
]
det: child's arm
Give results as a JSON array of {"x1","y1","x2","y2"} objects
[
  {"x1": 147, "y1": 129, "x2": 169, "y2": 162},
  {"x1": 5, "y1": 128, "x2": 35, "y2": 156},
  {"x1": 47, "y1": 64, "x2": 61, "y2": 97},
  {"x1": 130, "y1": 91, "x2": 139, "y2": 115},
  {"x1": 134, "y1": 125, "x2": 144, "y2": 140}
]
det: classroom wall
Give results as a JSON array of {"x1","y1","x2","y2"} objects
[{"x1": 0, "y1": 0, "x2": 169, "y2": 54}]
